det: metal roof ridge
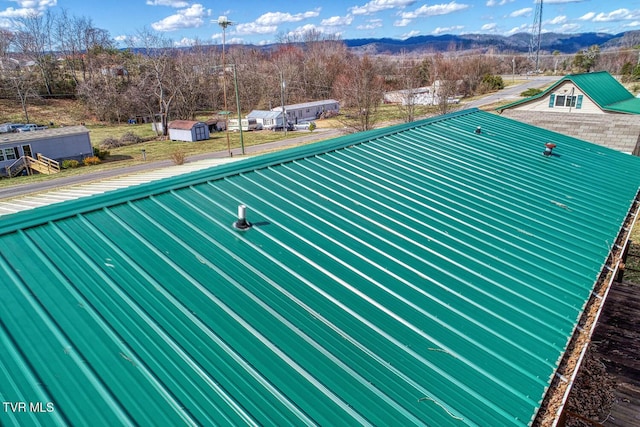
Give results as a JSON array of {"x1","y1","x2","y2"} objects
[{"x1": 0, "y1": 109, "x2": 481, "y2": 236}]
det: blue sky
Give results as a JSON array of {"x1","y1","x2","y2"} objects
[{"x1": 1, "y1": 0, "x2": 640, "y2": 47}]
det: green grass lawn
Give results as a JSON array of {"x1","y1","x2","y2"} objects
[{"x1": 0, "y1": 123, "x2": 324, "y2": 189}]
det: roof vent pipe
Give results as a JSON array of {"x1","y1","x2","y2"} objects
[
  {"x1": 233, "y1": 204, "x2": 252, "y2": 230},
  {"x1": 543, "y1": 142, "x2": 557, "y2": 156}
]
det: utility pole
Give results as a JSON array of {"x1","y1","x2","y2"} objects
[
  {"x1": 218, "y1": 16, "x2": 233, "y2": 156},
  {"x1": 280, "y1": 69, "x2": 287, "y2": 137}
]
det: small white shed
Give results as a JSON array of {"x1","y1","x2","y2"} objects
[{"x1": 168, "y1": 120, "x2": 210, "y2": 142}]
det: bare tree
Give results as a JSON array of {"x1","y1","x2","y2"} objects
[
  {"x1": 12, "y1": 11, "x2": 56, "y2": 96},
  {"x1": 334, "y1": 54, "x2": 384, "y2": 132},
  {"x1": 55, "y1": 10, "x2": 113, "y2": 86},
  {"x1": 129, "y1": 29, "x2": 177, "y2": 136},
  {"x1": 2, "y1": 28, "x2": 39, "y2": 121},
  {"x1": 302, "y1": 31, "x2": 347, "y2": 101},
  {"x1": 394, "y1": 51, "x2": 424, "y2": 123},
  {"x1": 431, "y1": 53, "x2": 460, "y2": 115}
]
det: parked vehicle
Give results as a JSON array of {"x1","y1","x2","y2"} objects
[
  {"x1": 0, "y1": 123, "x2": 25, "y2": 133},
  {"x1": 294, "y1": 121, "x2": 315, "y2": 130},
  {"x1": 272, "y1": 123, "x2": 294, "y2": 132},
  {"x1": 16, "y1": 124, "x2": 48, "y2": 132}
]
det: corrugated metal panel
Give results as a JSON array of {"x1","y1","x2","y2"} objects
[
  {"x1": 568, "y1": 71, "x2": 633, "y2": 108},
  {"x1": 605, "y1": 97, "x2": 640, "y2": 114},
  {"x1": 2, "y1": 109, "x2": 640, "y2": 426}
]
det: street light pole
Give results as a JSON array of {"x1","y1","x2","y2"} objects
[
  {"x1": 280, "y1": 69, "x2": 287, "y2": 137},
  {"x1": 232, "y1": 64, "x2": 244, "y2": 155}
]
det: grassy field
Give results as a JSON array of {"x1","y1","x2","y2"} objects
[{"x1": 0, "y1": 98, "x2": 448, "y2": 188}]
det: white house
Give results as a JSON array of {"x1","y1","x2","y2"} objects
[
  {"x1": 246, "y1": 110, "x2": 285, "y2": 130},
  {"x1": 168, "y1": 120, "x2": 210, "y2": 142},
  {"x1": 497, "y1": 71, "x2": 640, "y2": 153},
  {"x1": 272, "y1": 100, "x2": 339, "y2": 123},
  {"x1": 0, "y1": 126, "x2": 92, "y2": 177}
]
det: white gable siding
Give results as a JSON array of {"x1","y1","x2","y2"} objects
[{"x1": 512, "y1": 82, "x2": 602, "y2": 114}]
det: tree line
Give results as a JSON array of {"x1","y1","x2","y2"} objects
[{"x1": 2, "y1": 10, "x2": 639, "y2": 132}]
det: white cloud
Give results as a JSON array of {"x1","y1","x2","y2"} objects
[
  {"x1": 624, "y1": 21, "x2": 640, "y2": 28},
  {"x1": 321, "y1": 15, "x2": 353, "y2": 27},
  {"x1": 548, "y1": 15, "x2": 567, "y2": 25},
  {"x1": 0, "y1": 0, "x2": 57, "y2": 18},
  {"x1": 432, "y1": 25, "x2": 464, "y2": 34},
  {"x1": 174, "y1": 37, "x2": 197, "y2": 46},
  {"x1": 146, "y1": 0, "x2": 189, "y2": 7},
  {"x1": 578, "y1": 12, "x2": 595, "y2": 21},
  {"x1": 481, "y1": 23, "x2": 497, "y2": 31},
  {"x1": 509, "y1": 8, "x2": 531, "y2": 18},
  {"x1": 151, "y1": 4, "x2": 211, "y2": 32},
  {"x1": 556, "y1": 23, "x2": 581, "y2": 32},
  {"x1": 544, "y1": 0, "x2": 586, "y2": 4},
  {"x1": 578, "y1": 8, "x2": 640, "y2": 23},
  {"x1": 255, "y1": 9, "x2": 320, "y2": 26},
  {"x1": 233, "y1": 9, "x2": 320, "y2": 36},
  {"x1": 9, "y1": 0, "x2": 57, "y2": 8},
  {"x1": 357, "y1": 18, "x2": 383, "y2": 30},
  {"x1": 486, "y1": 0, "x2": 513, "y2": 6},
  {"x1": 401, "y1": 30, "x2": 421, "y2": 39},
  {"x1": 283, "y1": 23, "x2": 333, "y2": 40},
  {"x1": 504, "y1": 23, "x2": 530, "y2": 36},
  {"x1": 593, "y1": 9, "x2": 640, "y2": 22},
  {"x1": 234, "y1": 22, "x2": 277, "y2": 35},
  {"x1": 350, "y1": 0, "x2": 417, "y2": 16},
  {"x1": 393, "y1": 18, "x2": 412, "y2": 27},
  {"x1": 0, "y1": 8, "x2": 32, "y2": 18},
  {"x1": 400, "y1": 2, "x2": 470, "y2": 21}
]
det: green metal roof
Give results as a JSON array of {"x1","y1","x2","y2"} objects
[
  {"x1": 497, "y1": 71, "x2": 640, "y2": 114},
  {"x1": 2, "y1": 109, "x2": 640, "y2": 426}
]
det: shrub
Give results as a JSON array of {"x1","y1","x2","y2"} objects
[
  {"x1": 61, "y1": 159, "x2": 80, "y2": 169},
  {"x1": 171, "y1": 150, "x2": 186, "y2": 165},
  {"x1": 100, "y1": 132, "x2": 142, "y2": 150},
  {"x1": 481, "y1": 74, "x2": 505, "y2": 91},
  {"x1": 308, "y1": 122, "x2": 316, "y2": 132},
  {"x1": 100, "y1": 137, "x2": 122, "y2": 149},
  {"x1": 121, "y1": 131, "x2": 141, "y2": 145},
  {"x1": 83, "y1": 156, "x2": 101, "y2": 166},
  {"x1": 93, "y1": 147, "x2": 110, "y2": 160},
  {"x1": 520, "y1": 88, "x2": 543, "y2": 97}
]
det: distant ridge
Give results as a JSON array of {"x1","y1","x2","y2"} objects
[{"x1": 341, "y1": 31, "x2": 634, "y2": 54}]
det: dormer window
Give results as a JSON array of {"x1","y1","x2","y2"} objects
[
  {"x1": 555, "y1": 95, "x2": 577, "y2": 107},
  {"x1": 549, "y1": 93, "x2": 583, "y2": 109}
]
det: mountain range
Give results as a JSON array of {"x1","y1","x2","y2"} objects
[{"x1": 342, "y1": 30, "x2": 640, "y2": 55}]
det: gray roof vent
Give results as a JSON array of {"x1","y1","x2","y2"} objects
[{"x1": 233, "y1": 204, "x2": 252, "y2": 230}]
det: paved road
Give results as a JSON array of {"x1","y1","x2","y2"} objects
[
  {"x1": 0, "y1": 128, "x2": 343, "y2": 201},
  {"x1": 462, "y1": 74, "x2": 557, "y2": 110}
]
